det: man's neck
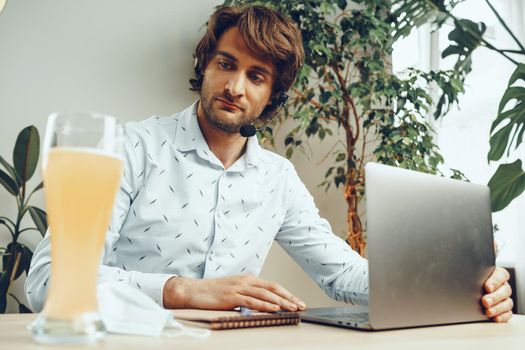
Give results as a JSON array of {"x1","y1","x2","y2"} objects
[{"x1": 196, "y1": 101, "x2": 248, "y2": 169}]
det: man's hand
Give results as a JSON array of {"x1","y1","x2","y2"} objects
[
  {"x1": 482, "y1": 266, "x2": 513, "y2": 322},
  {"x1": 163, "y1": 274, "x2": 306, "y2": 312}
]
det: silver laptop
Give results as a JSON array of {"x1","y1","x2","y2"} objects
[{"x1": 301, "y1": 162, "x2": 495, "y2": 330}]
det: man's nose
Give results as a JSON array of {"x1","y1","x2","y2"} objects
[{"x1": 225, "y1": 72, "x2": 246, "y2": 98}]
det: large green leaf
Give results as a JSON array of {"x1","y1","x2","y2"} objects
[
  {"x1": 0, "y1": 169, "x2": 18, "y2": 196},
  {"x1": 13, "y1": 126, "x2": 40, "y2": 183},
  {"x1": 488, "y1": 160, "x2": 525, "y2": 212},
  {"x1": 488, "y1": 64, "x2": 525, "y2": 162},
  {"x1": 390, "y1": 0, "x2": 449, "y2": 46},
  {"x1": 29, "y1": 206, "x2": 48, "y2": 237},
  {"x1": 442, "y1": 18, "x2": 486, "y2": 75}
]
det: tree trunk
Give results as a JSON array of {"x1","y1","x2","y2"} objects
[{"x1": 344, "y1": 170, "x2": 365, "y2": 256}]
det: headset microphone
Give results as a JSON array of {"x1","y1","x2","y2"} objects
[
  {"x1": 239, "y1": 124, "x2": 258, "y2": 137},
  {"x1": 239, "y1": 94, "x2": 288, "y2": 138}
]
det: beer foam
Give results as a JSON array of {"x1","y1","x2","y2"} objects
[{"x1": 49, "y1": 147, "x2": 124, "y2": 161}]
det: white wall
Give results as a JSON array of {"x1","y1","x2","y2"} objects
[{"x1": 0, "y1": 0, "x2": 347, "y2": 312}]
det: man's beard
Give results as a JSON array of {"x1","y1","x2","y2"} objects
[{"x1": 200, "y1": 79, "x2": 265, "y2": 134}]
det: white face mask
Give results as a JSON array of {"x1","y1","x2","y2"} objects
[{"x1": 97, "y1": 281, "x2": 210, "y2": 338}]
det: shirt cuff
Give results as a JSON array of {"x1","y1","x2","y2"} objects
[{"x1": 130, "y1": 271, "x2": 176, "y2": 307}]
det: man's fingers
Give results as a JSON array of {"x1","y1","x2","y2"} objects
[
  {"x1": 493, "y1": 310, "x2": 513, "y2": 323},
  {"x1": 252, "y1": 278, "x2": 306, "y2": 310},
  {"x1": 240, "y1": 287, "x2": 299, "y2": 311},
  {"x1": 485, "y1": 266, "x2": 510, "y2": 292},
  {"x1": 485, "y1": 297, "x2": 513, "y2": 319},
  {"x1": 240, "y1": 295, "x2": 281, "y2": 312},
  {"x1": 483, "y1": 282, "x2": 512, "y2": 308}
]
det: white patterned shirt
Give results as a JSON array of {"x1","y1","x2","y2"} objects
[{"x1": 26, "y1": 101, "x2": 369, "y2": 312}]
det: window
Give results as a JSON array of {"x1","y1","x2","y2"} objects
[{"x1": 392, "y1": 0, "x2": 523, "y2": 266}]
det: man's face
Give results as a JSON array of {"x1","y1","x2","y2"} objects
[{"x1": 200, "y1": 26, "x2": 275, "y2": 134}]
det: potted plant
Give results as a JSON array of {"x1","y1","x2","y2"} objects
[
  {"x1": 0, "y1": 126, "x2": 47, "y2": 313},
  {"x1": 223, "y1": 0, "x2": 466, "y2": 255}
]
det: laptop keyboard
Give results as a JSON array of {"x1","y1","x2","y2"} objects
[{"x1": 316, "y1": 312, "x2": 369, "y2": 323}]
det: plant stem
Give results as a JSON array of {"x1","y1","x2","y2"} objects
[
  {"x1": 481, "y1": 43, "x2": 520, "y2": 65},
  {"x1": 15, "y1": 195, "x2": 21, "y2": 210},
  {"x1": 316, "y1": 140, "x2": 346, "y2": 166},
  {"x1": 18, "y1": 227, "x2": 39, "y2": 235},
  {"x1": 501, "y1": 49, "x2": 525, "y2": 54},
  {"x1": 484, "y1": 0, "x2": 525, "y2": 53},
  {"x1": 24, "y1": 191, "x2": 36, "y2": 207},
  {"x1": 6, "y1": 252, "x2": 21, "y2": 296},
  {"x1": 292, "y1": 87, "x2": 323, "y2": 109}
]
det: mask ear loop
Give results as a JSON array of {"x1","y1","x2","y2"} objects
[{"x1": 161, "y1": 317, "x2": 211, "y2": 338}]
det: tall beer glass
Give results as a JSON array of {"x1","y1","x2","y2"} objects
[{"x1": 29, "y1": 112, "x2": 123, "y2": 344}]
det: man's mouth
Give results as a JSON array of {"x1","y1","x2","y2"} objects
[{"x1": 216, "y1": 98, "x2": 242, "y2": 111}]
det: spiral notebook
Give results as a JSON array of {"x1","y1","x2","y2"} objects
[{"x1": 173, "y1": 309, "x2": 300, "y2": 330}]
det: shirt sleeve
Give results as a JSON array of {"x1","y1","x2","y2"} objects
[
  {"x1": 274, "y1": 163, "x2": 369, "y2": 305},
  {"x1": 25, "y1": 126, "x2": 175, "y2": 312}
]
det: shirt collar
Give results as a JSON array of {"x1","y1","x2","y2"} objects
[
  {"x1": 173, "y1": 100, "x2": 269, "y2": 169},
  {"x1": 173, "y1": 101, "x2": 206, "y2": 153}
]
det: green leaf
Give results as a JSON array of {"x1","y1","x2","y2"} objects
[
  {"x1": 488, "y1": 116, "x2": 514, "y2": 161},
  {"x1": 285, "y1": 147, "x2": 293, "y2": 159},
  {"x1": 0, "y1": 169, "x2": 18, "y2": 196},
  {"x1": 489, "y1": 64, "x2": 525, "y2": 161},
  {"x1": 325, "y1": 166, "x2": 334, "y2": 178},
  {"x1": 488, "y1": 160, "x2": 525, "y2": 212},
  {"x1": 318, "y1": 128, "x2": 326, "y2": 140},
  {"x1": 29, "y1": 206, "x2": 48, "y2": 237},
  {"x1": 507, "y1": 63, "x2": 525, "y2": 90},
  {"x1": 442, "y1": 19, "x2": 486, "y2": 75},
  {"x1": 390, "y1": 0, "x2": 448, "y2": 46},
  {"x1": 21, "y1": 246, "x2": 33, "y2": 276},
  {"x1": 32, "y1": 181, "x2": 44, "y2": 193},
  {"x1": 335, "y1": 153, "x2": 346, "y2": 162},
  {"x1": 13, "y1": 126, "x2": 40, "y2": 184},
  {"x1": 497, "y1": 87, "x2": 525, "y2": 116},
  {"x1": 0, "y1": 155, "x2": 20, "y2": 187}
]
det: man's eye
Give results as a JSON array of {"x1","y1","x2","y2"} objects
[
  {"x1": 218, "y1": 61, "x2": 231, "y2": 69},
  {"x1": 249, "y1": 74, "x2": 263, "y2": 83}
]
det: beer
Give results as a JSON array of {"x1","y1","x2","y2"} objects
[{"x1": 42, "y1": 148, "x2": 122, "y2": 319}]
